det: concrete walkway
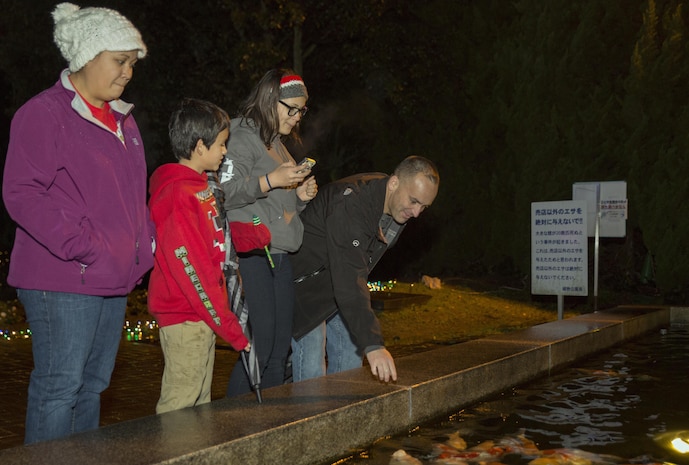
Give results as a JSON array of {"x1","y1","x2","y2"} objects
[
  {"x1": 0, "y1": 327, "x2": 437, "y2": 451},
  {"x1": 0, "y1": 305, "x2": 683, "y2": 464},
  {"x1": 0, "y1": 339, "x2": 240, "y2": 450}
]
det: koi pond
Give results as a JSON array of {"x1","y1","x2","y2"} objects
[{"x1": 334, "y1": 326, "x2": 689, "y2": 465}]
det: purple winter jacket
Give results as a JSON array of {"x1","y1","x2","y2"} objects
[{"x1": 2, "y1": 70, "x2": 155, "y2": 295}]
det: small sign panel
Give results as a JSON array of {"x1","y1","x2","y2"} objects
[
  {"x1": 572, "y1": 181, "x2": 627, "y2": 238},
  {"x1": 531, "y1": 200, "x2": 588, "y2": 296}
]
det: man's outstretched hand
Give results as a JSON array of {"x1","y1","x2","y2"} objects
[{"x1": 366, "y1": 348, "x2": 397, "y2": 382}]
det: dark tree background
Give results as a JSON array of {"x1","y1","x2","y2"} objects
[{"x1": 2, "y1": 0, "x2": 689, "y2": 300}]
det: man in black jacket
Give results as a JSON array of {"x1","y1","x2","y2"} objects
[{"x1": 290, "y1": 156, "x2": 439, "y2": 383}]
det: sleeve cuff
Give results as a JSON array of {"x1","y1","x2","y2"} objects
[{"x1": 364, "y1": 345, "x2": 385, "y2": 355}]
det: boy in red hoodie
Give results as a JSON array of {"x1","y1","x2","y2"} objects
[{"x1": 148, "y1": 98, "x2": 249, "y2": 414}]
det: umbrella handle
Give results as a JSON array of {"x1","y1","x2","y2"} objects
[{"x1": 240, "y1": 351, "x2": 263, "y2": 403}]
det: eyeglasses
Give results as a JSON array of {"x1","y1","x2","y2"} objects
[{"x1": 279, "y1": 100, "x2": 308, "y2": 117}]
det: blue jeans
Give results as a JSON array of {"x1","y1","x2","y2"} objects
[
  {"x1": 226, "y1": 253, "x2": 294, "y2": 396},
  {"x1": 17, "y1": 289, "x2": 126, "y2": 444},
  {"x1": 291, "y1": 312, "x2": 362, "y2": 382}
]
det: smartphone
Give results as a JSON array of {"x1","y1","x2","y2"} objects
[{"x1": 296, "y1": 157, "x2": 316, "y2": 173}]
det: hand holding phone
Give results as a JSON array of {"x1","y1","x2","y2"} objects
[{"x1": 296, "y1": 157, "x2": 316, "y2": 174}]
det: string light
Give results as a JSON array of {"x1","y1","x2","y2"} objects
[
  {"x1": 367, "y1": 280, "x2": 397, "y2": 292},
  {"x1": 1, "y1": 321, "x2": 159, "y2": 343},
  {"x1": 0, "y1": 328, "x2": 31, "y2": 341},
  {"x1": 4, "y1": 280, "x2": 402, "y2": 344},
  {"x1": 123, "y1": 320, "x2": 159, "y2": 342}
]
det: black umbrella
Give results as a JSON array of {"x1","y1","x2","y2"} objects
[
  {"x1": 224, "y1": 241, "x2": 262, "y2": 403},
  {"x1": 208, "y1": 172, "x2": 262, "y2": 403}
]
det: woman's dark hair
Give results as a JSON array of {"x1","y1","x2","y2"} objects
[
  {"x1": 238, "y1": 68, "x2": 303, "y2": 149},
  {"x1": 169, "y1": 98, "x2": 230, "y2": 160}
]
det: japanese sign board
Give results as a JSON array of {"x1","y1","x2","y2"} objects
[
  {"x1": 531, "y1": 200, "x2": 588, "y2": 296},
  {"x1": 572, "y1": 181, "x2": 627, "y2": 238}
]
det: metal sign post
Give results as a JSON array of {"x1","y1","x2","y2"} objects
[
  {"x1": 594, "y1": 184, "x2": 600, "y2": 311},
  {"x1": 573, "y1": 181, "x2": 627, "y2": 312}
]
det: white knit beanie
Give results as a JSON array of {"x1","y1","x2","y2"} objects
[{"x1": 52, "y1": 3, "x2": 147, "y2": 72}]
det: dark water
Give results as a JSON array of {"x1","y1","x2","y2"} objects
[{"x1": 337, "y1": 326, "x2": 689, "y2": 465}]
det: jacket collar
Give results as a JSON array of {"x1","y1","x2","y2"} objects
[{"x1": 60, "y1": 69, "x2": 134, "y2": 120}]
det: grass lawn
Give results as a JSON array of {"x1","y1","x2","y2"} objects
[{"x1": 0, "y1": 277, "x2": 663, "y2": 348}]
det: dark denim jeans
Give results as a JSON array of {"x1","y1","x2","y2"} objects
[{"x1": 17, "y1": 289, "x2": 126, "y2": 444}]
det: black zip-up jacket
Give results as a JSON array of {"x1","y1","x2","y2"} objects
[{"x1": 291, "y1": 173, "x2": 405, "y2": 353}]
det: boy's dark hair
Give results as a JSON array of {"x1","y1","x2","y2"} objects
[{"x1": 169, "y1": 98, "x2": 230, "y2": 161}]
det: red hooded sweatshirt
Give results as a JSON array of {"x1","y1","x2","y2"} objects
[{"x1": 148, "y1": 163, "x2": 247, "y2": 350}]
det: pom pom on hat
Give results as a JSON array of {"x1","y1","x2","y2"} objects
[
  {"x1": 52, "y1": 2, "x2": 147, "y2": 72},
  {"x1": 279, "y1": 75, "x2": 308, "y2": 100}
]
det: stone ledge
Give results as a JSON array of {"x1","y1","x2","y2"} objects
[{"x1": 0, "y1": 306, "x2": 678, "y2": 465}]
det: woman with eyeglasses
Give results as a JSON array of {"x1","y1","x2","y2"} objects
[{"x1": 219, "y1": 68, "x2": 318, "y2": 397}]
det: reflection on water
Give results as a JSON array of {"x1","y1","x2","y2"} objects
[{"x1": 336, "y1": 327, "x2": 689, "y2": 465}]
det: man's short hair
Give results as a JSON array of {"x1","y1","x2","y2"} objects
[{"x1": 393, "y1": 156, "x2": 440, "y2": 185}]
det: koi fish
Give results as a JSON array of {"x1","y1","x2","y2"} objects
[
  {"x1": 390, "y1": 449, "x2": 423, "y2": 465},
  {"x1": 433, "y1": 457, "x2": 471, "y2": 465},
  {"x1": 574, "y1": 368, "x2": 659, "y2": 381},
  {"x1": 532, "y1": 448, "x2": 624, "y2": 465},
  {"x1": 432, "y1": 440, "x2": 508, "y2": 462},
  {"x1": 446, "y1": 432, "x2": 467, "y2": 451},
  {"x1": 495, "y1": 433, "x2": 541, "y2": 456}
]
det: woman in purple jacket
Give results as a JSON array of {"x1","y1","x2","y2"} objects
[{"x1": 1, "y1": 3, "x2": 154, "y2": 444}]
